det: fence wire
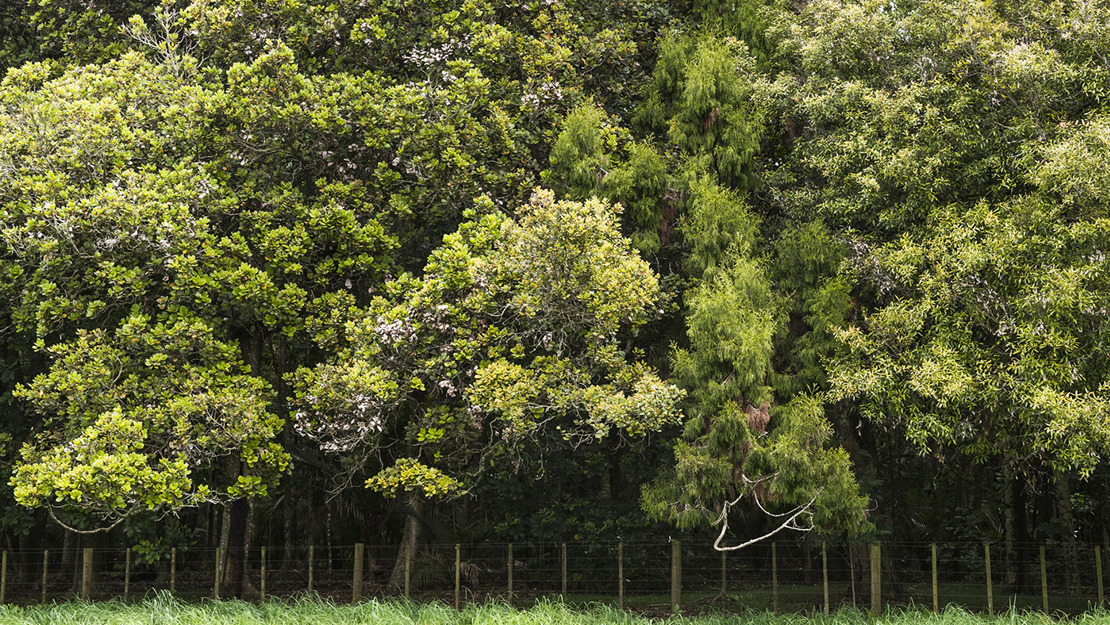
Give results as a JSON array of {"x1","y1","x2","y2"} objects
[{"x1": 0, "y1": 539, "x2": 1105, "y2": 614}]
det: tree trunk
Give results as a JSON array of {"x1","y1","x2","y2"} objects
[
  {"x1": 220, "y1": 497, "x2": 249, "y2": 598},
  {"x1": 241, "y1": 496, "x2": 259, "y2": 599},
  {"x1": 58, "y1": 528, "x2": 74, "y2": 588},
  {"x1": 850, "y1": 541, "x2": 869, "y2": 607},
  {"x1": 387, "y1": 493, "x2": 423, "y2": 591}
]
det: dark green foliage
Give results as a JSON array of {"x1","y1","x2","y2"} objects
[
  {"x1": 4, "y1": 0, "x2": 1108, "y2": 573},
  {"x1": 0, "y1": 0, "x2": 156, "y2": 72}
]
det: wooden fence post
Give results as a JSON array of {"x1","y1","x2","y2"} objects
[
  {"x1": 772, "y1": 541, "x2": 778, "y2": 614},
  {"x1": 82, "y1": 547, "x2": 93, "y2": 600},
  {"x1": 260, "y1": 547, "x2": 266, "y2": 601},
  {"x1": 849, "y1": 542, "x2": 856, "y2": 608},
  {"x1": 308, "y1": 545, "x2": 314, "y2": 592},
  {"x1": 1097, "y1": 546, "x2": 1104, "y2": 607},
  {"x1": 405, "y1": 543, "x2": 411, "y2": 599},
  {"x1": 507, "y1": 544, "x2": 513, "y2": 597},
  {"x1": 822, "y1": 543, "x2": 829, "y2": 616},
  {"x1": 931, "y1": 543, "x2": 938, "y2": 613},
  {"x1": 42, "y1": 550, "x2": 49, "y2": 604},
  {"x1": 984, "y1": 544, "x2": 993, "y2": 614},
  {"x1": 671, "y1": 540, "x2": 682, "y2": 613},
  {"x1": 353, "y1": 543, "x2": 364, "y2": 602},
  {"x1": 869, "y1": 542, "x2": 881, "y2": 616},
  {"x1": 122, "y1": 548, "x2": 130, "y2": 602},
  {"x1": 561, "y1": 543, "x2": 567, "y2": 602},
  {"x1": 454, "y1": 543, "x2": 461, "y2": 609},
  {"x1": 1040, "y1": 545, "x2": 1048, "y2": 613},
  {"x1": 214, "y1": 547, "x2": 221, "y2": 599},
  {"x1": 618, "y1": 542, "x2": 624, "y2": 610},
  {"x1": 1, "y1": 550, "x2": 7, "y2": 604},
  {"x1": 170, "y1": 547, "x2": 176, "y2": 593}
]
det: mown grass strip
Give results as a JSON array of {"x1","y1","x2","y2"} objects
[{"x1": 0, "y1": 593, "x2": 1107, "y2": 624}]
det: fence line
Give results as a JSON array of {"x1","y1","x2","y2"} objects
[{"x1": 0, "y1": 539, "x2": 1105, "y2": 615}]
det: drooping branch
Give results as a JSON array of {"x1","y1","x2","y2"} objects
[
  {"x1": 47, "y1": 506, "x2": 134, "y2": 535},
  {"x1": 711, "y1": 492, "x2": 818, "y2": 552}
]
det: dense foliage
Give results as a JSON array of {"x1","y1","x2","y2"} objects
[{"x1": 2, "y1": 0, "x2": 1109, "y2": 598}]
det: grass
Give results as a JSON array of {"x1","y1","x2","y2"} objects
[{"x1": 1, "y1": 593, "x2": 1109, "y2": 624}]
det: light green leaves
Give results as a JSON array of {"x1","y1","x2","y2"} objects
[
  {"x1": 299, "y1": 192, "x2": 682, "y2": 499},
  {"x1": 12, "y1": 409, "x2": 193, "y2": 515},
  {"x1": 482, "y1": 190, "x2": 660, "y2": 346},
  {"x1": 10, "y1": 313, "x2": 289, "y2": 523},
  {"x1": 366, "y1": 458, "x2": 463, "y2": 499}
]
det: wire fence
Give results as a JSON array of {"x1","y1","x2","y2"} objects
[{"x1": 0, "y1": 539, "x2": 1105, "y2": 615}]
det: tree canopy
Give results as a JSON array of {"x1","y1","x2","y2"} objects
[{"x1": 2, "y1": 0, "x2": 1110, "y2": 593}]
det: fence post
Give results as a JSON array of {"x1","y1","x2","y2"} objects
[
  {"x1": 507, "y1": 544, "x2": 513, "y2": 597},
  {"x1": 308, "y1": 545, "x2": 314, "y2": 592},
  {"x1": 1097, "y1": 546, "x2": 1104, "y2": 606},
  {"x1": 561, "y1": 543, "x2": 567, "y2": 602},
  {"x1": 984, "y1": 544, "x2": 992, "y2": 614},
  {"x1": 214, "y1": 547, "x2": 221, "y2": 599},
  {"x1": 931, "y1": 543, "x2": 938, "y2": 613},
  {"x1": 1, "y1": 550, "x2": 7, "y2": 604},
  {"x1": 170, "y1": 547, "x2": 176, "y2": 593},
  {"x1": 849, "y1": 542, "x2": 856, "y2": 608},
  {"x1": 618, "y1": 542, "x2": 624, "y2": 610},
  {"x1": 260, "y1": 547, "x2": 266, "y2": 601},
  {"x1": 822, "y1": 543, "x2": 829, "y2": 616},
  {"x1": 405, "y1": 543, "x2": 412, "y2": 599},
  {"x1": 121, "y1": 548, "x2": 130, "y2": 602},
  {"x1": 42, "y1": 550, "x2": 49, "y2": 603},
  {"x1": 671, "y1": 540, "x2": 682, "y2": 613},
  {"x1": 353, "y1": 543, "x2": 364, "y2": 602},
  {"x1": 1040, "y1": 545, "x2": 1048, "y2": 613},
  {"x1": 772, "y1": 541, "x2": 778, "y2": 614},
  {"x1": 82, "y1": 547, "x2": 93, "y2": 600},
  {"x1": 869, "y1": 542, "x2": 881, "y2": 616},
  {"x1": 454, "y1": 543, "x2": 461, "y2": 609}
]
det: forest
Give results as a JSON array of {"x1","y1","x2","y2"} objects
[{"x1": 0, "y1": 0, "x2": 1108, "y2": 602}]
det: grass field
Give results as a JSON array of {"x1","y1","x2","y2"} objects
[{"x1": 1, "y1": 594, "x2": 1109, "y2": 625}]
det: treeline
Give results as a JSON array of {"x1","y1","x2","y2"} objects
[{"x1": 0, "y1": 0, "x2": 1108, "y2": 597}]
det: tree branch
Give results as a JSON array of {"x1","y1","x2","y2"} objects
[{"x1": 711, "y1": 493, "x2": 817, "y2": 552}]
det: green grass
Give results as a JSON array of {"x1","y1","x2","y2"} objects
[{"x1": 1, "y1": 594, "x2": 1109, "y2": 624}]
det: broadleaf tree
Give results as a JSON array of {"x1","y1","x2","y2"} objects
[{"x1": 295, "y1": 190, "x2": 684, "y2": 584}]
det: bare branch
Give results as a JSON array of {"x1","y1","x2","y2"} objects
[
  {"x1": 711, "y1": 493, "x2": 818, "y2": 552},
  {"x1": 47, "y1": 506, "x2": 133, "y2": 535}
]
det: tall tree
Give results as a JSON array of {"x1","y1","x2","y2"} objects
[
  {"x1": 756, "y1": 0, "x2": 1110, "y2": 582},
  {"x1": 295, "y1": 190, "x2": 684, "y2": 585}
]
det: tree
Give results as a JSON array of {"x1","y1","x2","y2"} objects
[
  {"x1": 11, "y1": 315, "x2": 288, "y2": 529},
  {"x1": 536, "y1": 20, "x2": 871, "y2": 548},
  {"x1": 295, "y1": 190, "x2": 684, "y2": 584},
  {"x1": 0, "y1": 0, "x2": 686, "y2": 573},
  {"x1": 0, "y1": 59, "x2": 289, "y2": 533},
  {"x1": 0, "y1": 41, "x2": 392, "y2": 590},
  {"x1": 642, "y1": 180, "x2": 869, "y2": 549},
  {"x1": 755, "y1": 0, "x2": 1110, "y2": 585}
]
